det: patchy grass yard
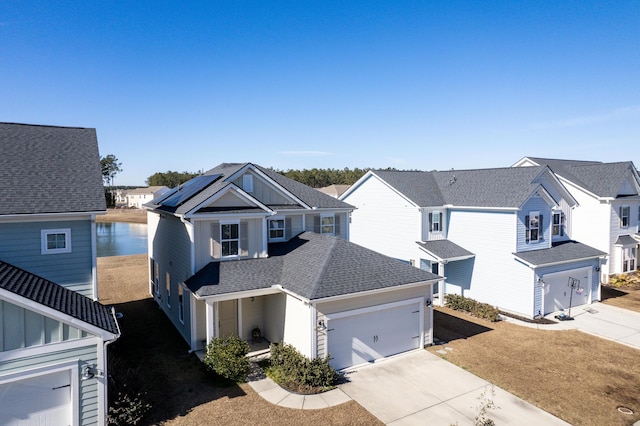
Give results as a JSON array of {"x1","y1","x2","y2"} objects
[
  {"x1": 429, "y1": 307, "x2": 640, "y2": 426},
  {"x1": 98, "y1": 254, "x2": 380, "y2": 425},
  {"x1": 601, "y1": 272, "x2": 640, "y2": 313}
]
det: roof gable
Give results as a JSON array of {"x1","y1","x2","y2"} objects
[{"x1": 0, "y1": 122, "x2": 106, "y2": 216}]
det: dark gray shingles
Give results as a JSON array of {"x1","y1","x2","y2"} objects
[
  {"x1": 615, "y1": 235, "x2": 638, "y2": 246},
  {"x1": 513, "y1": 241, "x2": 606, "y2": 267},
  {"x1": 372, "y1": 170, "x2": 445, "y2": 206},
  {"x1": 0, "y1": 123, "x2": 106, "y2": 215},
  {"x1": 374, "y1": 166, "x2": 548, "y2": 208},
  {"x1": 185, "y1": 232, "x2": 441, "y2": 300},
  {"x1": 416, "y1": 240, "x2": 474, "y2": 260},
  {"x1": 0, "y1": 260, "x2": 119, "y2": 335},
  {"x1": 526, "y1": 157, "x2": 638, "y2": 198}
]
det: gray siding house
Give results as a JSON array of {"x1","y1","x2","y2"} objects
[
  {"x1": 145, "y1": 163, "x2": 441, "y2": 370},
  {"x1": 0, "y1": 122, "x2": 120, "y2": 425}
]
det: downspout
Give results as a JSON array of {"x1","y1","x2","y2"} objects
[{"x1": 102, "y1": 307, "x2": 122, "y2": 425}]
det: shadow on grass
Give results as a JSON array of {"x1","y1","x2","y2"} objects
[
  {"x1": 108, "y1": 297, "x2": 246, "y2": 424},
  {"x1": 601, "y1": 285, "x2": 629, "y2": 301},
  {"x1": 433, "y1": 309, "x2": 494, "y2": 343}
]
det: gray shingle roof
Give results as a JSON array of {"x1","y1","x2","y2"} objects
[
  {"x1": 373, "y1": 166, "x2": 548, "y2": 208},
  {"x1": 416, "y1": 240, "x2": 474, "y2": 261},
  {"x1": 513, "y1": 241, "x2": 605, "y2": 267},
  {"x1": 525, "y1": 157, "x2": 639, "y2": 198},
  {"x1": 615, "y1": 235, "x2": 638, "y2": 246},
  {"x1": 0, "y1": 260, "x2": 120, "y2": 335},
  {"x1": 146, "y1": 163, "x2": 353, "y2": 215},
  {"x1": 186, "y1": 232, "x2": 441, "y2": 300},
  {"x1": 0, "y1": 122, "x2": 107, "y2": 215}
]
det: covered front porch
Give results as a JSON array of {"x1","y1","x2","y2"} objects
[{"x1": 191, "y1": 288, "x2": 286, "y2": 357}]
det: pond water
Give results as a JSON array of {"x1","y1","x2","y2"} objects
[{"x1": 97, "y1": 222, "x2": 148, "y2": 257}]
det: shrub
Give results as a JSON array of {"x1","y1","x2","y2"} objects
[
  {"x1": 445, "y1": 294, "x2": 500, "y2": 322},
  {"x1": 203, "y1": 335, "x2": 250, "y2": 382},
  {"x1": 107, "y1": 392, "x2": 151, "y2": 426},
  {"x1": 266, "y1": 342, "x2": 340, "y2": 393}
]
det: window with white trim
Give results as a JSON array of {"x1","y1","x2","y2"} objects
[
  {"x1": 320, "y1": 214, "x2": 335, "y2": 235},
  {"x1": 150, "y1": 258, "x2": 159, "y2": 296},
  {"x1": 429, "y1": 211, "x2": 443, "y2": 233},
  {"x1": 526, "y1": 212, "x2": 540, "y2": 243},
  {"x1": 620, "y1": 206, "x2": 630, "y2": 228},
  {"x1": 41, "y1": 229, "x2": 71, "y2": 254},
  {"x1": 221, "y1": 222, "x2": 240, "y2": 256},
  {"x1": 269, "y1": 218, "x2": 285, "y2": 241},
  {"x1": 166, "y1": 272, "x2": 171, "y2": 308},
  {"x1": 622, "y1": 246, "x2": 636, "y2": 273},
  {"x1": 178, "y1": 284, "x2": 184, "y2": 323},
  {"x1": 552, "y1": 211, "x2": 564, "y2": 236}
]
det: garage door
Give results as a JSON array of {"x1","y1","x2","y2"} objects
[
  {"x1": 0, "y1": 370, "x2": 72, "y2": 426},
  {"x1": 543, "y1": 268, "x2": 590, "y2": 315},
  {"x1": 326, "y1": 300, "x2": 423, "y2": 370}
]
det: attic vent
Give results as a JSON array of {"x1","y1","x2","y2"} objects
[{"x1": 243, "y1": 174, "x2": 254, "y2": 193}]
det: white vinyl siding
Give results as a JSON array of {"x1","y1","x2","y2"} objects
[
  {"x1": 193, "y1": 218, "x2": 263, "y2": 271},
  {"x1": 342, "y1": 175, "x2": 423, "y2": 261},
  {"x1": 282, "y1": 294, "x2": 312, "y2": 358}
]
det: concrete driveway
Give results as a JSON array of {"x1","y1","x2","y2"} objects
[
  {"x1": 339, "y1": 350, "x2": 569, "y2": 425},
  {"x1": 511, "y1": 302, "x2": 640, "y2": 350}
]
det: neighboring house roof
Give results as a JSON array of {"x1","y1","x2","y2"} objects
[
  {"x1": 371, "y1": 166, "x2": 552, "y2": 208},
  {"x1": 127, "y1": 186, "x2": 169, "y2": 196},
  {"x1": 513, "y1": 241, "x2": 606, "y2": 267},
  {"x1": 186, "y1": 232, "x2": 441, "y2": 300},
  {"x1": 522, "y1": 157, "x2": 640, "y2": 198},
  {"x1": 146, "y1": 163, "x2": 353, "y2": 215},
  {"x1": 0, "y1": 260, "x2": 120, "y2": 335},
  {"x1": 615, "y1": 235, "x2": 638, "y2": 246},
  {"x1": 317, "y1": 184, "x2": 351, "y2": 198},
  {"x1": 0, "y1": 122, "x2": 106, "y2": 215},
  {"x1": 416, "y1": 240, "x2": 475, "y2": 262}
]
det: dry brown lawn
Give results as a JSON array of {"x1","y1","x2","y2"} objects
[
  {"x1": 97, "y1": 208, "x2": 148, "y2": 224},
  {"x1": 602, "y1": 284, "x2": 640, "y2": 313},
  {"x1": 429, "y1": 307, "x2": 640, "y2": 426},
  {"x1": 98, "y1": 254, "x2": 380, "y2": 425}
]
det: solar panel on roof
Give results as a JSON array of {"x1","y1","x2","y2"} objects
[{"x1": 159, "y1": 174, "x2": 222, "y2": 207}]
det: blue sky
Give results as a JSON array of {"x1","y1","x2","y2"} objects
[{"x1": 2, "y1": 1, "x2": 639, "y2": 186}]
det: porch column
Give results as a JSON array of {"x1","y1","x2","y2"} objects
[
  {"x1": 437, "y1": 261, "x2": 446, "y2": 306},
  {"x1": 205, "y1": 300, "x2": 215, "y2": 345}
]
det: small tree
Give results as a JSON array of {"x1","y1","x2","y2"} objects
[{"x1": 203, "y1": 335, "x2": 250, "y2": 382}]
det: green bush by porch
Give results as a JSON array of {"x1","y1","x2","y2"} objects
[
  {"x1": 203, "y1": 335, "x2": 250, "y2": 382},
  {"x1": 444, "y1": 294, "x2": 500, "y2": 322}
]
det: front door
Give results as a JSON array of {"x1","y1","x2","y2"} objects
[{"x1": 218, "y1": 300, "x2": 238, "y2": 338}]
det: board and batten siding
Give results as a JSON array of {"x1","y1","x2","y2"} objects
[
  {"x1": 241, "y1": 296, "x2": 265, "y2": 340},
  {"x1": 448, "y1": 209, "x2": 535, "y2": 316},
  {"x1": 263, "y1": 293, "x2": 286, "y2": 344},
  {"x1": 0, "y1": 300, "x2": 86, "y2": 351},
  {"x1": 343, "y1": 175, "x2": 423, "y2": 261},
  {"x1": 148, "y1": 213, "x2": 193, "y2": 343},
  {"x1": 0, "y1": 341, "x2": 101, "y2": 425},
  {"x1": 232, "y1": 170, "x2": 293, "y2": 205},
  {"x1": 0, "y1": 220, "x2": 95, "y2": 298},
  {"x1": 303, "y1": 212, "x2": 349, "y2": 240},
  {"x1": 314, "y1": 285, "x2": 431, "y2": 360}
]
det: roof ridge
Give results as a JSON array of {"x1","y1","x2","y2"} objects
[
  {"x1": 0, "y1": 122, "x2": 91, "y2": 130},
  {"x1": 307, "y1": 233, "x2": 339, "y2": 299}
]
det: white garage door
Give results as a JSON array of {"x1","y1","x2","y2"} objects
[
  {"x1": 543, "y1": 268, "x2": 591, "y2": 315},
  {"x1": 326, "y1": 300, "x2": 423, "y2": 370},
  {"x1": 0, "y1": 370, "x2": 72, "y2": 426}
]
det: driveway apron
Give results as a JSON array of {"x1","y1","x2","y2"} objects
[{"x1": 339, "y1": 350, "x2": 569, "y2": 425}]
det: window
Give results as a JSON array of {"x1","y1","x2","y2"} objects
[
  {"x1": 622, "y1": 246, "x2": 637, "y2": 273},
  {"x1": 525, "y1": 212, "x2": 541, "y2": 243},
  {"x1": 221, "y1": 223, "x2": 240, "y2": 256},
  {"x1": 320, "y1": 214, "x2": 335, "y2": 235},
  {"x1": 166, "y1": 272, "x2": 171, "y2": 308},
  {"x1": 620, "y1": 206, "x2": 630, "y2": 228},
  {"x1": 552, "y1": 212, "x2": 564, "y2": 236},
  {"x1": 178, "y1": 285, "x2": 184, "y2": 323},
  {"x1": 429, "y1": 212, "x2": 443, "y2": 233},
  {"x1": 269, "y1": 218, "x2": 285, "y2": 240},
  {"x1": 150, "y1": 258, "x2": 159, "y2": 296},
  {"x1": 41, "y1": 229, "x2": 71, "y2": 254}
]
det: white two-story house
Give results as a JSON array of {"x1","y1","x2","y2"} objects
[
  {"x1": 514, "y1": 157, "x2": 640, "y2": 282},
  {"x1": 0, "y1": 122, "x2": 120, "y2": 425},
  {"x1": 341, "y1": 166, "x2": 606, "y2": 319},
  {"x1": 145, "y1": 162, "x2": 440, "y2": 370}
]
